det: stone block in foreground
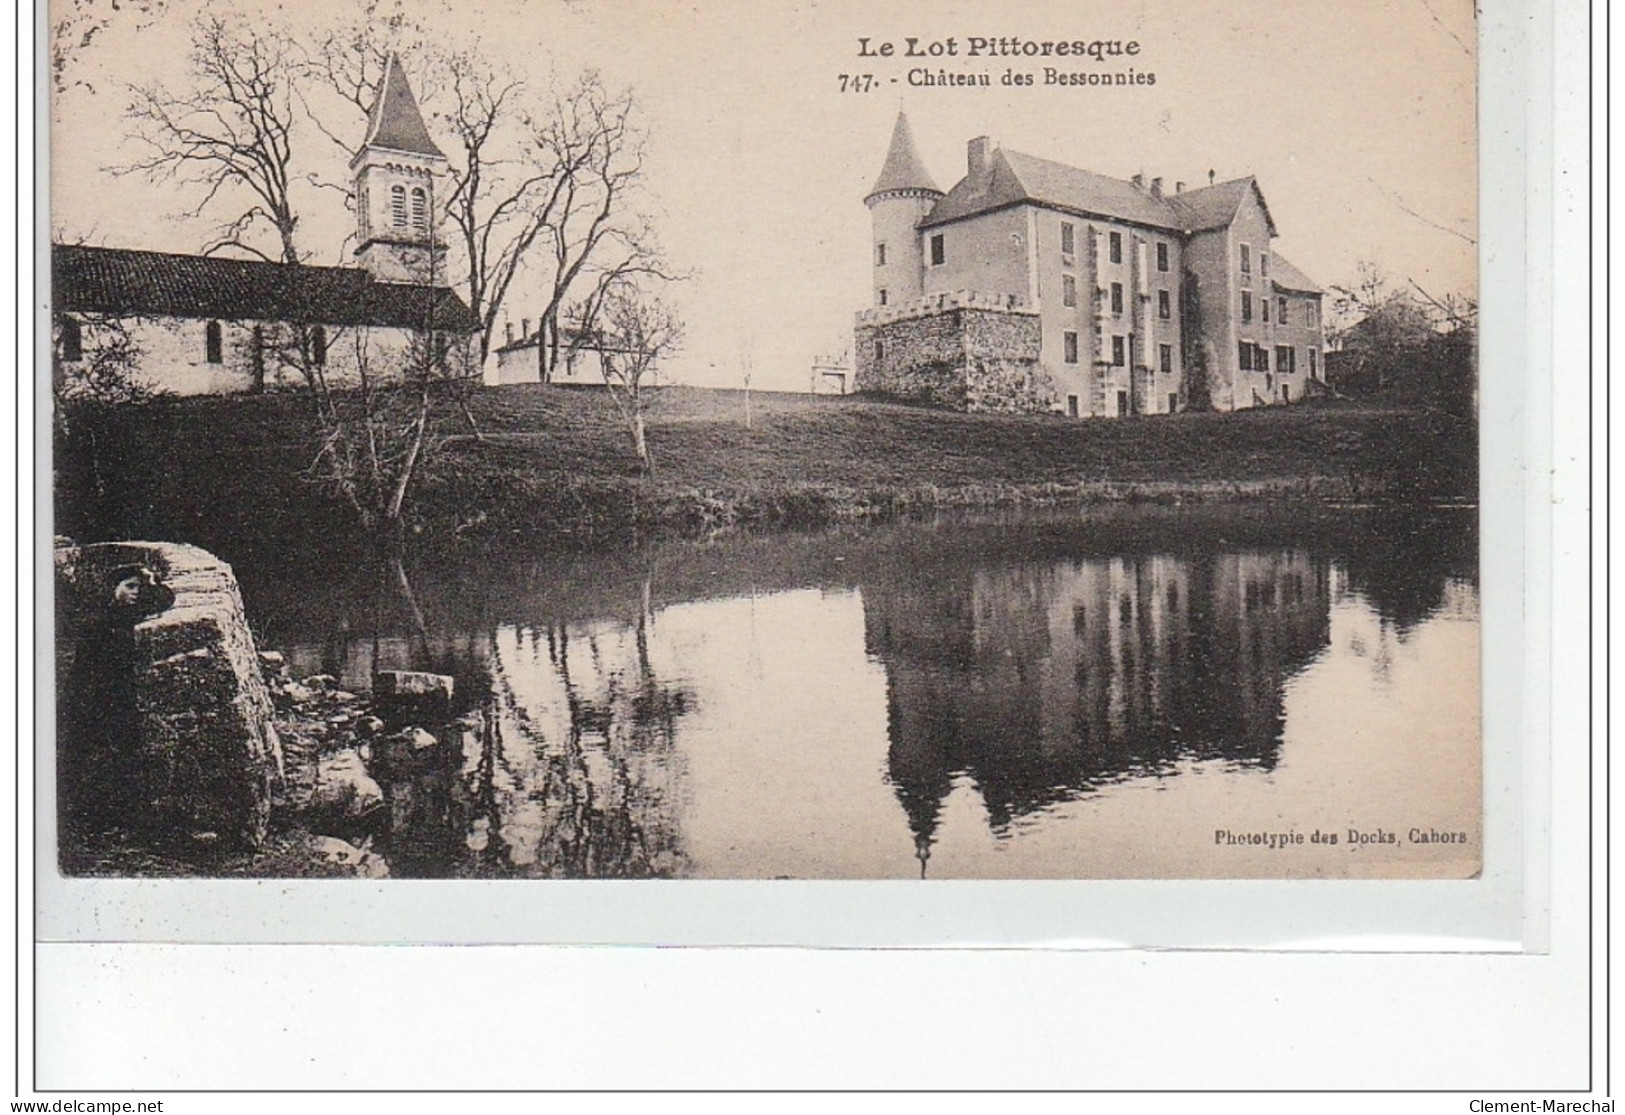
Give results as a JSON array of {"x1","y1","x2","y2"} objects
[
  {"x1": 56, "y1": 541, "x2": 283, "y2": 851},
  {"x1": 372, "y1": 670, "x2": 454, "y2": 724}
]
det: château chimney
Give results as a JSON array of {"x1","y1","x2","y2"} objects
[
  {"x1": 967, "y1": 135, "x2": 999, "y2": 177},
  {"x1": 1175, "y1": 181, "x2": 1186, "y2": 194},
  {"x1": 1150, "y1": 177, "x2": 1163, "y2": 198},
  {"x1": 521, "y1": 318, "x2": 530, "y2": 339},
  {"x1": 1208, "y1": 169, "x2": 1216, "y2": 185},
  {"x1": 1131, "y1": 172, "x2": 1144, "y2": 191},
  {"x1": 504, "y1": 321, "x2": 514, "y2": 345}
]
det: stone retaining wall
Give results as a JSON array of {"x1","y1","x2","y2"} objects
[{"x1": 854, "y1": 304, "x2": 1051, "y2": 414}]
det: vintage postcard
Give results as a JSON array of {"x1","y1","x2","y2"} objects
[{"x1": 46, "y1": 0, "x2": 1484, "y2": 895}]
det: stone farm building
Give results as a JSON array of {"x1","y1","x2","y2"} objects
[
  {"x1": 855, "y1": 113, "x2": 1327, "y2": 416},
  {"x1": 51, "y1": 55, "x2": 478, "y2": 396}
]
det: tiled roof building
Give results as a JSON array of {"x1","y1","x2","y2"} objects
[
  {"x1": 52, "y1": 54, "x2": 476, "y2": 396},
  {"x1": 856, "y1": 113, "x2": 1327, "y2": 416}
]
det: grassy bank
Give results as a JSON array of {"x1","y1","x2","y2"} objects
[{"x1": 57, "y1": 384, "x2": 1476, "y2": 552}]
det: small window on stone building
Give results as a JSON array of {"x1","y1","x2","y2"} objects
[
  {"x1": 874, "y1": 339, "x2": 885, "y2": 362},
  {"x1": 1156, "y1": 242, "x2": 1169, "y2": 272},
  {"x1": 1061, "y1": 222, "x2": 1075, "y2": 255},
  {"x1": 1239, "y1": 341, "x2": 1252, "y2": 371},
  {"x1": 411, "y1": 187, "x2": 428, "y2": 235},
  {"x1": 391, "y1": 185, "x2": 407, "y2": 230},
  {"x1": 311, "y1": 325, "x2": 328, "y2": 366},
  {"x1": 1063, "y1": 275, "x2": 1077, "y2": 308},
  {"x1": 878, "y1": 289, "x2": 888, "y2": 306},
  {"x1": 1111, "y1": 283, "x2": 1123, "y2": 314},
  {"x1": 1109, "y1": 231, "x2": 1122, "y2": 264},
  {"x1": 1240, "y1": 243, "x2": 1251, "y2": 274},
  {"x1": 1262, "y1": 298, "x2": 1270, "y2": 323},
  {"x1": 1241, "y1": 291, "x2": 1253, "y2": 322},
  {"x1": 1067, "y1": 394, "x2": 1079, "y2": 417},
  {"x1": 1309, "y1": 348, "x2": 1319, "y2": 378},
  {"x1": 876, "y1": 242, "x2": 887, "y2": 266},
  {"x1": 59, "y1": 317, "x2": 82, "y2": 362},
  {"x1": 1261, "y1": 254, "x2": 1269, "y2": 278},
  {"x1": 1276, "y1": 345, "x2": 1294, "y2": 374},
  {"x1": 930, "y1": 234, "x2": 945, "y2": 266},
  {"x1": 1158, "y1": 290, "x2": 1171, "y2": 320},
  {"x1": 1064, "y1": 331, "x2": 1079, "y2": 364},
  {"x1": 206, "y1": 320, "x2": 223, "y2": 364},
  {"x1": 1160, "y1": 344, "x2": 1172, "y2": 374},
  {"x1": 1112, "y1": 335, "x2": 1125, "y2": 366},
  {"x1": 1278, "y1": 297, "x2": 1288, "y2": 323},
  {"x1": 1257, "y1": 346, "x2": 1269, "y2": 372}
]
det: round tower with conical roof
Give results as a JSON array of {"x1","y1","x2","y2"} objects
[
  {"x1": 352, "y1": 55, "x2": 448, "y2": 285},
  {"x1": 865, "y1": 112, "x2": 942, "y2": 307}
]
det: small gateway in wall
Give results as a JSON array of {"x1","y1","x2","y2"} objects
[{"x1": 854, "y1": 113, "x2": 1328, "y2": 417}]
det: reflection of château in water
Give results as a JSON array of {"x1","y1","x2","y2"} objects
[{"x1": 866, "y1": 549, "x2": 1330, "y2": 860}]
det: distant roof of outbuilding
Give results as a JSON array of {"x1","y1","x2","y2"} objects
[
  {"x1": 867, "y1": 112, "x2": 943, "y2": 201},
  {"x1": 52, "y1": 244, "x2": 478, "y2": 333},
  {"x1": 1268, "y1": 254, "x2": 1322, "y2": 294},
  {"x1": 919, "y1": 145, "x2": 1278, "y2": 238},
  {"x1": 358, "y1": 54, "x2": 444, "y2": 161}
]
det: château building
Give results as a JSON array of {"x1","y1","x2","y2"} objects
[{"x1": 855, "y1": 112, "x2": 1326, "y2": 416}]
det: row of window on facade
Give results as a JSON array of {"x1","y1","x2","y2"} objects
[
  {"x1": 874, "y1": 224, "x2": 1177, "y2": 274},
  {"x1": 1065, "y1": 392, "x2": 1178, "y2": 418},
  {"x1": 56, "y1": 317, "x2": 329, "y2": 366},
  {"x1": 1241, "y1": 291, "x2": 1316, "y2": 325},
  {"x1": 1062, "y1": 275, "x2": 1177, "y2": 319},
  {"x1": 868, "y1": 331, "x2": 1317, "y2": 381},
  {"x1": 1238, "y1": 341, "x2": 1318, "y2": 378},
  {"x1": 1063, "y1": 224, "x2": 1172, "y2": 272},
  {"x1": 1059, "y1": 331, "x2": 1175, "y2": 372}
]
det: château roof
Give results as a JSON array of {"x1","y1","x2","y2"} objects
[
  {"x1": 1164, "y1": 176, "x2": 1278, "y2": 237},
  {"x1": 867, "y1": 112, "x2": 942, "y2": 201},
  {"x1": 1268, "y1": 254, "x2": 1322, "y2": 295},
  {"x1": 920, "y1": 145, "x2": 1279, "y2": 238},
  {"x1": 359, "y1": 54, "x2": 444, "y2": 161},
  {"x1": 52, "y1": 244, "x2": 478, "y2": 333}
]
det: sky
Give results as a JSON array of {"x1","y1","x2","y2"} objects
[{"x1": 49, "y1": 0, "x2": 1479, "y2": 392}]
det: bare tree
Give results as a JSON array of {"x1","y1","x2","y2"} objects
[
  {"x1": 1329, "y1": 262, "x2": 1476, "y2": 414},
  {"x1": 51, "y1": 0, "x2": 168, "y2": 96},
  {"x1": 307, "y1": 310, "x2": 478, "y2": 541},
  {"x1": 529, "y1": 74, "x2": 673, "y2": 384},
  {"x1": 571, "y1": 285, "x2": 684, "y2": 476},
  {"x1": 124, "y1": 16, "x2": 304, "y2": 265},
  {"x1": 438, "y1": 53, "x2": 555, "y2": 365}
]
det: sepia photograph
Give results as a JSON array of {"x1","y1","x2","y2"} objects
[{"x1": 47, "y1": 0, "x2": 1481, "y2": 885}]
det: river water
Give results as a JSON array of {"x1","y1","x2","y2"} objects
[{"x1": 236, "y1": 505, "x2": 1480, "y2": 880}]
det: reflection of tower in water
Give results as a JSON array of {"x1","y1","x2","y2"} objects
[{"x1": 867, "y1": 549, "x2": 1331, "y2": 866}]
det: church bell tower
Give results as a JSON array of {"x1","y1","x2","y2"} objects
[{"x1": 353, "y1": 55, "x2": 447, "y2": 285}]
